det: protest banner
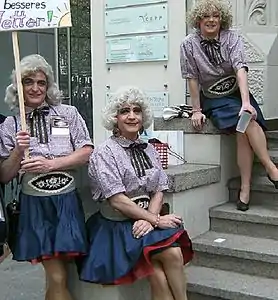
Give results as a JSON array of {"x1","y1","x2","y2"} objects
[{"x1": 0, "y1": 0, "x2": 72, "y2": 157}]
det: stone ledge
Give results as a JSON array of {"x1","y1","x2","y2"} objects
[
  {"x1": 154, "y1": 118, "x2": 278, "y2": 135},
  {"x1": 154, "y1": 117, "x2": 220, "y2": 134},
  {"x1": 165, "y1": 163, "x2": 221, "y2": 193}
]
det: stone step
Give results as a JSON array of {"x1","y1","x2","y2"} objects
[
  {"x1": 254, "y1": 150, "x2": 278, "y2": 164},
  {"x1": 228, "y1": 176, "x2": 278, "y2": 206},
  {"x1": 266, "y1": 131, "x2": 278, "y2": 150},
  {"x1": 188, "y1": 293, "x2": 222, "y2": 300},
  {"x1": 187, "y1": 265, "x2": 278, "y2": 300},
  {"x1": 253, "y1": 150, "x2": 278, "y2": 175},
  {"x1": 210, "y1": 202, "x2": 278, "y2": 240},
  {"x1": 192, "y1": 231, "x2": 278, "y2": 279},
  {"x1": 165, "y1": 163, "x2": 220, "y2": 193}
]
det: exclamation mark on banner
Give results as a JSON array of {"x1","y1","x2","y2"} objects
[{"x1": 47, "y1": 11, "x2": 53, "y2": 26}]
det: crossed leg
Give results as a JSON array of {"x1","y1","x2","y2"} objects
[{"x1": 149, "y1": 247, "x2": 187, "y2": 300}]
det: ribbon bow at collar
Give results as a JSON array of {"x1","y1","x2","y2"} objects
[
  {"x1": 128, "y1": 142, "x2": 148, "y2": 151},
  {"x1": 162, "y1": 105, "x2": 193, "y2": 121},
  {"x1": 200, "y1": 38, "x2": 225, "y2": 65},
  {"x1": 127, "y1": 142, "x2": 153, "y2": 178},
  {"x1": 28, "y1": 106, "x2": 50, "y2": 144}
]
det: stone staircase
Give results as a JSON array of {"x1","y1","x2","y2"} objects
[{"x1": 187, "y1": 131, "x2": 278, "y2": 300}]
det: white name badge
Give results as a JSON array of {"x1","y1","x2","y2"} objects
[{"x1": 51, "y1": 117, "x2": 70, "y2": 136}]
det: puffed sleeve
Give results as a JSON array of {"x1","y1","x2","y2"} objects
[
  {"x1": 228, "y1": 31, "x2": 248, "y2": 72},
  {"x1": 0, "y1": 116, "x2": 17, "y2": 159},
  {"x1": 88, "y1": 144, "x2": 126, "y2": 200},
  {"x1": 180, "y1": 36, "x2": 199, "y2": 79},
  {"x1": 148, "y1": 144, "x2": 169, "y2": 192},
  {"x1": 68, "y1": 106, "x2": 94, "y2": 149}
]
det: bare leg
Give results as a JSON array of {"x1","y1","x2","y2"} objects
[
  {"x1": 42, "y1": 259, "x2": 73, "y2": 300},
  {"x1": 236, "y1": 132, "x2": 253, "y2": 204},
  {"x1": 153, "y1": 247, "x2": 187, "y2": 300},
  {"x1": 246, "y1": 121, "x2": 278, "y2": 179},
  {"x1": 148, "y1": 260, "x2": 174, "y2": 300}
]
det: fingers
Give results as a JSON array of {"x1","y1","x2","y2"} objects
[
  {"x1": 134, "y1": 226, "x2": 153, "y2": 238},
  {"x1": 132, "y1": 221, "x2": 153, "y2": 238},
  {"x1": 168, "y1": 213, "x2": 182, "y2": 220},
  {"x1": 16, "y1": 131, "x2": 29, "y2": 138},
  {"x1": 21, "y1": 156, "x2": 44, "y2": 165},
  {"x1": 21, "y1": 158, "x2": 42, "y2": 171},
  {"x1": 16, "y1": 135, "x2": 30, "y2": 149},
  {"x1": 21, "y1": 163, "x2": 40, "y2": 172},
  {"x1": 192, "y1": 118, "x2": 201, "y2": 129},
  {"x1": 132, "y1": 222, "x2": 147, "y2": 237},
  {"x1": 192, "y1": 114, "x2": 206, "y2": 130},
  {"x1": 162, "y1": 214, "x2": 183, "y2": 228},
  {"x1": 168, "y1": 217, "x2": 182, "y2": 227}
]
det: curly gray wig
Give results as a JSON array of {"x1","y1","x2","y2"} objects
[
  {"x1": 5, "y1": 54, "x2": 63, "y2": 111},
  {"x1": 102, "y1": 86, "x2": 153, "y2": 132},
  {"x1": 188, "y1": 0, "x2": 233, "y2": 30}
]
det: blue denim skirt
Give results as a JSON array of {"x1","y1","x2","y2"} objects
[
  {"x1": 13, "y1": 190, "x2": 88, "y2": 263},
  {"x1": 201, "y1": 89, "x2": 267, "y2": 132},
  {"x1": 77, "y1": 212, "x2": 193, "y2": 285}
]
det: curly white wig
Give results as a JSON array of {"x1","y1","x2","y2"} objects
[
  {"x1": 5, "y1": 54, "x2": 63, "y2": 111},
  {"x1": 102, "y1": 86, "x2": 153, "y2": 131}
]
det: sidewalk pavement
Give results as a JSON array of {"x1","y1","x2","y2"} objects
[{"x1": 0, "y1": 255, "x2": 44, "y2": 300}]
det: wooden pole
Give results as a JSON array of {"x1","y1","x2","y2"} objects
[{"x1": 11, "y1": 31, "x2": 29, "y2": 159}]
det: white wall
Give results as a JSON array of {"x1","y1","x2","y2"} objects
[{"x1": 90, "y1": 0, "x2": 187, "y2": 145}]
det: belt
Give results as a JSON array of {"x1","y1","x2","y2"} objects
[
  {"x1": 21, "y1": 171, "x2": 76, "y2": 196},
  {"x1": 202, "y1": 75, "x2": 238, "y2": 99},
  {"x1": 100, "y1": 195, "x2": 150, "y2": 221}
]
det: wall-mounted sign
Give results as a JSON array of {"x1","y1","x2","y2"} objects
[
  {"x1": 146, "y1": 91, "x2": 169, "y2": 116},
  {"x1": 106, "y1": 0, "x2": 166, "y2": 9},
  {"x1": 0, "y1": 0, "x2": 71, "y2": 31},
  {"x1": 106, "y1": 33, "x2": 168, "y2": 63},
  {"x1": 105, "y1": 3, "x2": 167, "y2": 36}
]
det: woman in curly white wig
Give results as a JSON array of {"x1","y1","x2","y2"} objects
[
  {"x1": 180, "y1": 0, "x2": 278, "y2": 211},
  {"x1": 0, "y1": 54, "x2": 93, "y2": 300},
  {"x1": 78, "y1": 86, "x2": 193, "y2": 300},
  {"x1": 5, "y1": 54, "x2": 62, "y2": 111},
  {"x1": 102, "y1": 86, "x2": 153, "y2": 134}
]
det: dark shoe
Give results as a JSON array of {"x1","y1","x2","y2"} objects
[
  {"x1": 237, "y1": 199, "x2": 249, "y2": 211},
  {"x1": 267, "y1": 175, "x2": 278, "y2": 189}
]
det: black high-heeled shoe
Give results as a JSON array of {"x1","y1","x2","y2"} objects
[
  {"x1": 237, "y1": 199, "x2": 249, "y2": 211},
  {"x1": 236, "y1": 191, "x2": 249, "y2": 211},
  {"x1": 267, "y1": 175, "x2": 278, "y2": 189}
]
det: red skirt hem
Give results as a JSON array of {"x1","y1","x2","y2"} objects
[
  {"x1": 31, "y1": 251, "x2": 85, "y2": 264},
  {"x1": 112, "y1": 229, "x2": 193, "y2": 285}
]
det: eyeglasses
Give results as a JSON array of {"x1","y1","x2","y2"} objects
[
  {"x1": 22, "y1": 78, "x2": 47, "y2": 87},
  {"x1": 118, "y1": 106, "x2": 142, "y2": 115},
  {"x1": 203, "y1": 13, "x2": 220, "y2": 19}
]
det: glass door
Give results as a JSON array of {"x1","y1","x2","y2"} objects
[{"x1": 55, "y1": 0, "x2": 93, "y2": 137}]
